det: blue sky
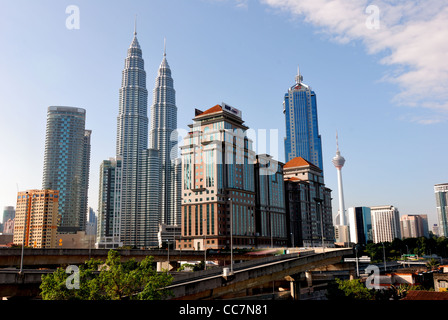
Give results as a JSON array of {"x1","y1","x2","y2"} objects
[{"x1": 1, "y1": 0, "x2": 447, "y2": 229}]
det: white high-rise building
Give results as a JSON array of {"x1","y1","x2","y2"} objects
[
  {"x1": 371, "y1": 205, "x2": 401, "y2": 243},
  {"x1": 435, "y1": 183, "x2": 448, "y2": 237}
]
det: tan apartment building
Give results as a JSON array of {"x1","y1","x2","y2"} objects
[{"x1": 13, "y1": 189, "x2": 60, "y2": 248}]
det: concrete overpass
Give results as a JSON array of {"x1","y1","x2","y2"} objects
[
  {"x1": 166, "y1": 248, "x2": 354, "y2": 300},
  {"x1": 0, "y1": 248, "x2": 354, "y2": 299},
  {"x1": 0, "y1": 269, "x2": 54, "y2": 298},
  {"x1": 0, "y1": 248, "x2": 272, "y2": 268}
]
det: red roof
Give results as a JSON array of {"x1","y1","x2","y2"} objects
[
  {"x1": 195, "y1": 104, "x2": 222, "y2": 117},
  {"x1": 402, "y1": 290, "x2": 448, "y2": 300},
  {"x1": 284, "y1": 157, "x2": 320, "y2": 170}
]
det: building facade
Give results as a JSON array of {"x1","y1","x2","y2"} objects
[
  {"x1": 371, "y1": 205, "x2": 401, "y2": 243},
  {"x1": 400, "y1": 214, "x2": 429, "y2": 239},
  {"x1": 149, "y1": 47, "x2": 181, "y2": 228},
  {"x1": 96, "y1": 157, "x2": 123, "y2": 249},
  {"x1": 178, "y1": 103, "x2": 257, "y2": 250},
  {"x1": 42, "y1": 106, "x2": 90, "y2": 234},
  {"x1": 348, "y1": 206, "x2": 372, "y2": 244},
  {"x1": 114, "y1": 29, "x2": 161, "y2": 248},
  {"x1": 283, "y1": 66, "x2": 323, "y2": 170},
  {"x1": 79, "y1": 130, "x2": 92, "y2": 235},
  {"x1": 435, "y1": 183, "x2": 448, "y2": 237},
  {"x1": 2, "y1": 206, "x2": 15, "y2": 224},
  {"x1": 3, "y1": 219, "x2": 14, "y2": 235},
  {"x1": 254, "y1": 154, "x2": 287, "y2": 247},
  {"x1": 13, "y1": 190, "x2": 59, "y2": 248},
  {"x1": 283, "y1": 157, "x2": 334, "y2": 248},
  {"x1": 116, "y1": 30, "x2": 149, "y2": 247}
]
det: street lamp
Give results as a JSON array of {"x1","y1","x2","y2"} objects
[
  {"x1": 167, "y1": 239, "x2": 170, "y2": 271},
  {"x1": 355, "y1": 244, "x2": 360, "y2": 278},
  {"x1": 204, "y1": 218, "x2": 207, "y2": 270},
  {"x1": 228, "y1": 197, "x2": 234, "y2": 274},
  {"x1": 314, "y1": 198, "x2": 325, "y2": 252},
  {"x1": 270, "y1": 210, "x2": 273, "y2": 248},
  {"x1": 382, "y1": 242, "x2": 386, "y2": 272}
]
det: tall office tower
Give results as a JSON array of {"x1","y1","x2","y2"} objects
[
  {"x1": 435, "y1": 183, "x2": 448, "y2": 237},
  {"x1": 42, "y1": 106, "x2": 91, "y2": 234},
  {"x1": 283, "y1": 157, "x2": 334, "y2": 248},
  {"x1": 13, "y1": 190, "x2": 59, "y2": 248},
  {"x1": 149, "y1": 44, "x2": 180, "y2": 227},
  {"x1": 178, "y1": 103, "x2": 257, "y2": 250},
  {"x1": 115, "y1": 28, "x2": 161, "y2": 248},
  {"x1": 348, "y1": 207, "x2": 372, "y2": 245},
  {"x1": 138, "y1": 148, "x2": 160, "y2": 247},
  {"x1": 173, "y1": 158, "x2": 182, "y2": 225},
  {"x1": 254, "y1": 154, "x2": 287, "y2": 247},
  {"x1": 96, "y1": 157, "x2": 123, "y2": 249},
  {"x1": 332, "y1": 133, "x2": 349, "y2": 244},
  {"x1": 400, "y1": 214, "x2": 429, "y2": 239},
  {"x1": 2, "y1": 206, "x2": 15, "y2": 224},
  {"x1": 371, "y1": 205, "x2": 401, "y2": 243},
  {"x1": 283, "y1": 66, "x2": 323, "y2": 170}
]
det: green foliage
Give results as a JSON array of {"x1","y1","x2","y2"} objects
[
  {"x1": 327, "y1": 278, "x2": 375, "y2": 300},
  {"x1": 426, "y1": 258, "x2": 440, "y2": 270},
  {"x1": 327, "y1": 278, "x2": 425, "y2": 301},
  {"x1": 359, "y1": 236, "x2": 448, "y2": 262},
  {"x1": 40, "y1": 250, "x2": 173, "y2": 300}
]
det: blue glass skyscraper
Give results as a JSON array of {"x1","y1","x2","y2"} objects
[
  {"x1": 42, "y1": 106, "x2": 91, "y2": 234},
  {"x1": 283, "y1": 66, "x2": 323, "y2": 170}
]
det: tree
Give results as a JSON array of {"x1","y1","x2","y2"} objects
[
  {"x1": 426, "y1": 258, "x2": 440, "y2": 271},
  {"x1": 40, "y1": 250, "x2": 173, "y2": 300},
  {"x1": 327, "y1": 278, "x2": 375, "y2": 300}
]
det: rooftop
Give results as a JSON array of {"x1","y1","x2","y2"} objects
[
  {"x1": 284, "y1": 157, "x2": 321, "y2": 171},
  {"x1": 196, "y1": 104, "x2": 222, "y2": 117},
  {"x1": 402, "y1": 290, "x2": 448, "y2": 300}
]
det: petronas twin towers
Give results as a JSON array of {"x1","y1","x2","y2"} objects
[{"x1": 97, "y1": 27, "x2": 180, "y2": 248}]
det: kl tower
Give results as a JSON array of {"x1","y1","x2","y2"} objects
[{"x1": 332, "y1": 132, "x2": 349, "y2": 244}]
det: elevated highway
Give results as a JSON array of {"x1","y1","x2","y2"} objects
[
  {"x1": 0, "y1": 247, "x2": 354, "y2": 299},
  {"x1": 166, "y1": 248, "x2": 354, "y2": 300},
  {"x1": 0, "y1": 248, "x2": 271, "y2": 268}
]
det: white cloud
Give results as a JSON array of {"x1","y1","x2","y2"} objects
[{"x1": 261, "y1": 0, "x2": 448, "y2": 122}]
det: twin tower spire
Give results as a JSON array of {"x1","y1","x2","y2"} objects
[
  {"x1": 132, "y1": 16, "x2": 166, "y2": 56},
  {"x1": 113, "y1": 20, "x2": 179, "y2": 248}
]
